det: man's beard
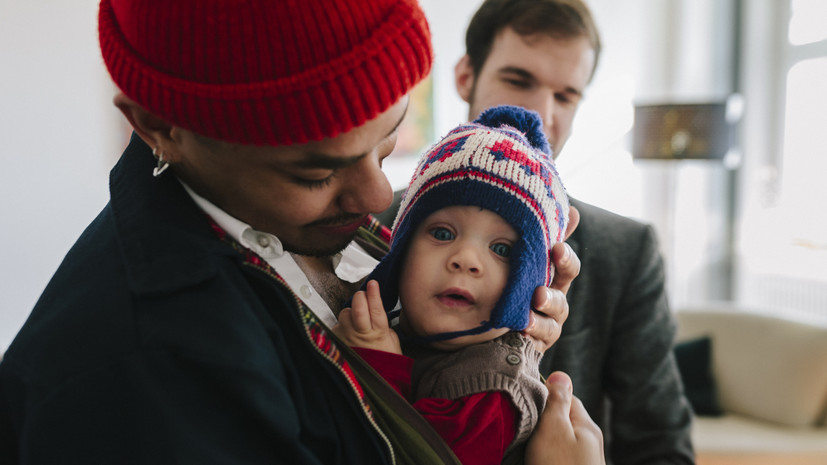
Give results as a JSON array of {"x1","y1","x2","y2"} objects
[{"x1": 284, "y1": 234, "x2": 355, "y2": 258}]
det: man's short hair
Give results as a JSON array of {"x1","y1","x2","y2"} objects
[{"x1": 465, "y1": 0, "x2": 602, "y2": 82}]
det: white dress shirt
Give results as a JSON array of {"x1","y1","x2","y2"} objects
[{"x1": 180, "y1": 181, "x2": 378, "y2": 328}]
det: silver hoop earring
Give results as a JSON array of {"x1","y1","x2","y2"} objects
[{"x1": 152, "y1": 147, "x2": 170, "y2": 177}]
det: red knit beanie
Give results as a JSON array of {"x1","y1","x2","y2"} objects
[{"x1": 99, "y1": 0, "x2": 433, "y2": 146}]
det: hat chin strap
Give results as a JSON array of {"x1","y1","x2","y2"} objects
[{"x1": 399, "y1": 321, "x2": 499, "y2": 347}]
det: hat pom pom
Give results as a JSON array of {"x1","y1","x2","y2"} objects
[{"x1": 473, "y1": 105, "x2": 551, "y2": 156}]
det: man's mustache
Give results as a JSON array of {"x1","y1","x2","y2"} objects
[{"x1": 306, "y1": 213, "x2": 364, "y2": 228}]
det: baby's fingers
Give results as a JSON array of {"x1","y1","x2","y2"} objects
[
  {"x1": 349, "y1": 290, "x2": 373, "y2": 333},
  {"x1": 364, "y1": 280, "x2": 388, "y2": 331}
]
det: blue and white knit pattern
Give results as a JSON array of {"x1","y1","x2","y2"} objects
[{"x1": 370, "y1": 105, "x2": 570, "y2": 339}]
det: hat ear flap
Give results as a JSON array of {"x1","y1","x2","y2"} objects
[
  {"x1": 363, "y1": 249, "x2": 404, "y2": 315},
  {"x1": 486, "y1": 208, "x2": 544, "y2": 332},
  {"x1": 360, "y1": 203, "x2": 421, "y2": 315}
]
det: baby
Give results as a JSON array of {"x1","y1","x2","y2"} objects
[{"x1": 333, "y1": 105, "x2": 569, "y2": 465}]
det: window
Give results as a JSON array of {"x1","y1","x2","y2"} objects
[{"x1": 736, "y1": 0, "x2": 827, "y2": 322}]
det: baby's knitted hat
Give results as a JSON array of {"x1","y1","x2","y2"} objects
[
  {"x1": 369, "y1": 105, "x2": 569, "y2": 341},
  {"x1": 98, "y1": 0, "x2": 432, "y2": 146}
]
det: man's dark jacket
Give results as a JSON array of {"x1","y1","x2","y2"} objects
[
  {"x1": 541, "y1": 198, "x2": 695, "y2": 464},
  {"x1": 0, "y1": 136, "x2": 394, "y2": 464}
]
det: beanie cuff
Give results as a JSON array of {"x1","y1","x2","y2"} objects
[{"x1": 99, "y1": 0, "x2": 432, "y2": 146}]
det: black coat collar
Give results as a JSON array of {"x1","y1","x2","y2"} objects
[{"x1": 108, "y1": 133, "x2": 236, "y2": 296}]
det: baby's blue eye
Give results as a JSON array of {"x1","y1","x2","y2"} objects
[
  {"x1": 430, "y1": 227, "x2": 454, "y2": 241},
  {"x1": 490, "y1": 243, "x2": 511, "y2": 258}
]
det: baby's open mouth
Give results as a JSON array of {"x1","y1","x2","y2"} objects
[{"x1": 437, "y1": 289, "x2": 475, "y2": 306}]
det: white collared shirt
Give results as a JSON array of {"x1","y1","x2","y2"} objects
[{"x1": 180, "y1": 181, "x2": 378, "y2": 328}]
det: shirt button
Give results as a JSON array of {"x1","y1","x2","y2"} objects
[
  {"x1": 506, "y1": 354, "x2": 521, "y2": 365},
  {"x1": 257, "y1": 235, "x2": 271, "y2": 248},
  {"x1": 300, "y1": 285, "x2": 313, "y2": 299}
]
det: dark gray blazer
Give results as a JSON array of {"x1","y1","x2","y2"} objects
[{"x1": 541, "y1": 198, "x2": 694, "y2": 464}]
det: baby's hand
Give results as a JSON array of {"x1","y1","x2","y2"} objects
[{"x1": 333, "y1": 280, "x2": 402, "y2": 355}]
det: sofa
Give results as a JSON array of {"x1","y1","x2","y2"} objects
[{"x1": 674, "y1": 305, "x2": 827, "y2": 465}]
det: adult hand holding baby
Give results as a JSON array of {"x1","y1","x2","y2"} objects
[{"x1": 524, "y1": 206, "x2": 581, "y2": 353}]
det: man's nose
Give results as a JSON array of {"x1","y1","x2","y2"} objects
[
  {"x1": 533, "y1": 91, "x2": 555, "y2": 138},
  {"x1": 338, "y1": 155, "x2": 393, "y2": 214}
]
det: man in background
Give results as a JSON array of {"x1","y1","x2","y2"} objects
[{"x1": 453, "y1": 0, "x2": 695, "y2": 463}]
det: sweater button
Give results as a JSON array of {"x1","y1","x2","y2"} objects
[
  {"x1": 506, "y1": 354, "x2": 521, "y2": 365},
  {"x1": 507, "y1": 337, "x2": 523, "y2": 348}
]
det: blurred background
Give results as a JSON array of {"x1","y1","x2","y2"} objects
[{"x1": 1, "y1": 0, "x2": 826, "y2": 350}]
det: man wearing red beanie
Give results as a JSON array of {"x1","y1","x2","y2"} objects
[{"x1": 0, "y1": 1, "x2": 603, "y2": 464}]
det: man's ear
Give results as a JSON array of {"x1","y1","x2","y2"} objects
[
  {"x1": 113, "y1": 93, "x2": 175, "y2": 150},
  {"x1": 454, "y1": 54, "x2": 475, "y2": 103}
]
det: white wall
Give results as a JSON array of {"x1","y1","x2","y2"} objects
[{"x1": 1, "y1": 0, "x2": 123, "y2": 352}]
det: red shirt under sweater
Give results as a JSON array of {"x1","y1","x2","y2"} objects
[{"x1": 354, "y1": 347, "x2": 517, "y2": 465}]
